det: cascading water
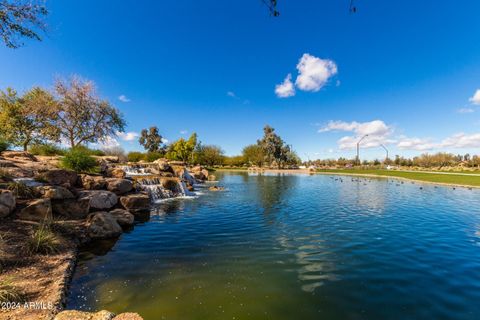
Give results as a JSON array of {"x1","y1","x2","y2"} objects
[
  {"x1": 122, "y1": 164, "x2": 155, "y2": 177},
  {"x1": 135, "y1": 176, "x2": 196, "y2": 202}
]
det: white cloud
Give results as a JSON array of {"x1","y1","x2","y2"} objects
[
  {"x1": 180, "y1": 130, "x2": 188, "y2": 135},
  {"x1": 116, "y1": 131, "x2": 139, "y2": 142},
  {"x1": 469, "y1": 89, "x2": 480, "y2": 105},
  {"x1": 319, "y1": 120, "x2": 394, "y2": 150},
  {"x1": 96, "y1": 136, "x2": 120, "y2": 148},
  {"x1": 275, "y1": 73, "x2": 296, "y2": 98},
  {"x1": 295, "y1": 53, "x2": 337, "y2": 92},
  {"x1": 397, "y1": 136, "x2": 436, "y2": 151},
  {"x1": 162, "y1": 138, "x2": 169, "y2": 144},
  {"x1": 457, "y1": 107, "x2": 474, "y2": 114},
  {"x1": 227, "y1": 91, "x2": 237, "y2": 98},
  {"x1": 440, "y1": 132, "x2": 480, "y2": 148},
  {"x1": 118, "y1": 95, "x2": 130, "y2": 103}
]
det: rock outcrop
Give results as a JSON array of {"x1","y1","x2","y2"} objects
[
  {"x1": 86, "y1": 212, "x2": 123, "y2": 239},
  {"x1": 80, "y1": 174, "x2": 107, "y2": 190},
  {"x1": 52, "y1": 197, "x2": 91, "y2": 220},
  {"x1": 106, "y1": 178, "x2": 133, "y2": 195},
  {"x1": 38, "y1": 169, "x2": 78, "y2": 187},
  {"x1": 78, "y1": 190, "x2": 118, "y2": 210},
  {"x1": 109, "y1": 208, "x2": 134, "y2": 227},
  {"x1": 54, "y1": 310, "x2": 143, "y2": 320},
  {"x1": 18, "y1": 198, "x2": 52, "y2": 221},
  {"x1": 36, "y1": 185, "x2": 75, "y2": 200},
  {"x1": 0, "y1": 190, "x2": 16, "y2": 218},
  {"x1": 120, "y1": 194, "x2": 150, "y2": 213}
]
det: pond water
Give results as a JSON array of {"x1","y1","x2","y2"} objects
[{"x1": 67, "y1": 172, "x2": 480, "y2": 320}]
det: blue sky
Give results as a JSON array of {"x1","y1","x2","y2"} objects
[{"x1": 1, "y1": 0, "x2": 480, "y2": 160}]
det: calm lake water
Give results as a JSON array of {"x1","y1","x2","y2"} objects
[{"x1": 67, "y1": 172, "x2": 480, "y2": 320}]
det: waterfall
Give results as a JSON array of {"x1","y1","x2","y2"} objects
[
  {"x1": 122, "y1": 164, "x2": 155, "y2": 177},
  {"x1": 135, "y1": 177, "x2": 195, "y2": 202}
]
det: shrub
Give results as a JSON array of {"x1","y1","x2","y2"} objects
[
  {"x1": 127, "y1": 151, "x2": 145, "y2": 163},
  {"x1": 144, "y1": 152, "x2": 163, "y2": 162},
  {"x1": 0, "y1": 140, "x2": 9, "y2": 153},
  {"x1": 26, "y1": 223, "x2": 61, "y2": 255},
  {"x1": 7, "y1": 182, "x2": 34, "y2": 199},
  {"x1": 72, "y1": 145, "x2": 105, "y2": 156},
  {"x1": 0, "y1": 279, "x2": 24, "y2": 303},
  {"x1": 60, "y1": 148, "x2": 98, "y2": 172},
  {"x1": 29, "y1": 144, "x2": 65, "y2": 156}
]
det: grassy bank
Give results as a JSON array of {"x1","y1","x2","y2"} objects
[{"x1": 317, "y1": 169, "x2": 480, "y2": 187}]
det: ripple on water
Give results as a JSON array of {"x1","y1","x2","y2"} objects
[{"x1": 68, "y1": 172, "x2": 480, "y2": 320}]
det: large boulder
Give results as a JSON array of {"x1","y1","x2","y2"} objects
[
  {"x1": 38, "y1": 169, "x2": 78, "y2": 187},
  {"x1": 1, "y1": 151, "x2": 37, "y2": 161},
  {"x1": 109, "y1": 208, "x2": 134, "y2": 227},
  {"x1": 36, "y1": 185, "x2": 74, "y2": 200},
  {"x1": 154, "y1": 158, "x2": 172, "y2": 172},
  {"x1": 55, "y1": 309, "x2": 116, "y2": 320},
  {"x1": 106, "y1": 178, "x2": 133, "y2": 195},
  {"x1": 190, "y1": 165, "x2": 209, "y2": 181},
  {"x1": 78, "y1": 190, "x2": 118, "y2": 210},
  {"x1": 52, "y1": 197, "x2": 90, "y2": 220},
  {"x1": 80, "y1": 174, "x2": 107, "y2": 190},
  {"x1": 109, "y1": 168, "x2": 126, "y2": 179},
  {"x1": 160, "y1": 177, "x2": 180, "y2": 192},
  {"x1": 86, "y1": 212, "x2": 122, "y2": 239},
  {"x1": 18, "y1": 198, "x2": 52, "y2": 221},
  {"x1": 0, "y1": 190, "x2": 16, "y2": 218},
  {"x1": 120, "y1": 194, "x2": 150, "y2": 213}
]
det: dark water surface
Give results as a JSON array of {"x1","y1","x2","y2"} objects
[{"x1": 67, "y1": 172, "x2": 480, "y2": 319}]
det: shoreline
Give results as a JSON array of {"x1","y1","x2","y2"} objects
[{"x1": 216, "y1": 168, "x2": 480, "y2": 189}]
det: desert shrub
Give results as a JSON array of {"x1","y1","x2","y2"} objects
[
  {"x1": 127, "y1": 151, "x2": 145, "y2": 163},
  {"x1": 7, "y1": 182, "x2": 34, "y2": 199},
  {"x1": 0, "y1": 140, "x2": 9, "y2": 153},
  {"x1": 60, "y1": 148, "x2": 98, "y2": 173},
  {"x1": 29, "y1": 144, "x2": 65, "y2": 156},
  {"x1": 71, "y1": 145, "x2": 105, "y2": 156},
  {"x1": 144, "y1": 152, "x2": 163, "y2": 162},
  {"x1": 0, "y1": 279, "x2": 24, "y2": 303},
  {"x1": 26, "y1": 223, "x2": 61, "y2": 255}
]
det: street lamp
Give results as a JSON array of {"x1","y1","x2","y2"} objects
[
  {"x1": 380, "y1": 144, "x2": 389, "y2": 163},
  {"x1": 356, "y1": 134, "x2": 369, "y2": 165}
]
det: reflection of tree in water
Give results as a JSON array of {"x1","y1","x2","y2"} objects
[{"x1": 253, "y1": 173, "x2": 299, "y2": 216}]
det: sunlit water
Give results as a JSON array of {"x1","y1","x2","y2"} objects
[{"x1": 67, "y1": 172, "x2": 480, "y2": 319}]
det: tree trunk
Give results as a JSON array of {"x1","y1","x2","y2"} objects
[{"x1": 23, "y1": 142, "x2": 28, "y2": 151}]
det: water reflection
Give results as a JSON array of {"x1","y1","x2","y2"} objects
[{"x1": 68, "y1": 172, "x2": 480, "y2": 320}]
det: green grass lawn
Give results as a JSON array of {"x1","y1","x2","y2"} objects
[{"x1": 317, "y1": 169, "x2": 480, "y2": 187}]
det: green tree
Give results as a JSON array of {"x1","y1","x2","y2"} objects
[
  {"x1": 0, "y1": 0, "x2": 48, "y2": 48},
  {"x1": 0, "y1": 87, "x2": 58, "y2": 150},
  {"x1": 257, "y1": 125, "x2": 286, "y2": 169},
  {"x1": 195, "y1": 144, "x2": 224, "y2": 166},
  {"x1": 166, "y1": 133, "x2": 198, "y2": 163},
  {"x1": 242, "y1": 144, "x2": 264, "y2": 167},
  {"x1": 139, "y1": 126, "x2": 164, "y2": 153},
  {"x1": 53, "y1": 76, "x2": 126, "y2": 148}
]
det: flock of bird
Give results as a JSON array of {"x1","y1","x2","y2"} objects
[{"x1": 328, "y1": 176, "x2": 473, "y2": 191}]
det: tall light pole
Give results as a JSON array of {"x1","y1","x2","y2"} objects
[
  {"x1": 356, "y1": 134, "x2": 369, "y2": 165},
  {"x1": 380, "y1": 144, "x2": 389, "y2": 163}
]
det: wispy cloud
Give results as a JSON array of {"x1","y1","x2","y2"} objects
[
  {"x1": 118, "y1": 95, "x2": 131, "y2": 103},
  {"x1": 457, "y1": 107, "x2": 474, "y2": 114},
  {"x1": 319, "y1": 120, "x2": 394, "y2": 150},
  {"x1": 180, "y1": 130, "x2": 188, "y2": 135},
  {"x1": 469, "y1": 89, "x2": 480, "y2": 105},
  {"x1": 116, "y1": 131, "x2": 139, "y2": 141},
  {"x1": 227, "y1": 91, "x2": 237, "y2": 98},
  {"x1": 275, "y1": 73, "x2": 295, "y2": 98}
]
